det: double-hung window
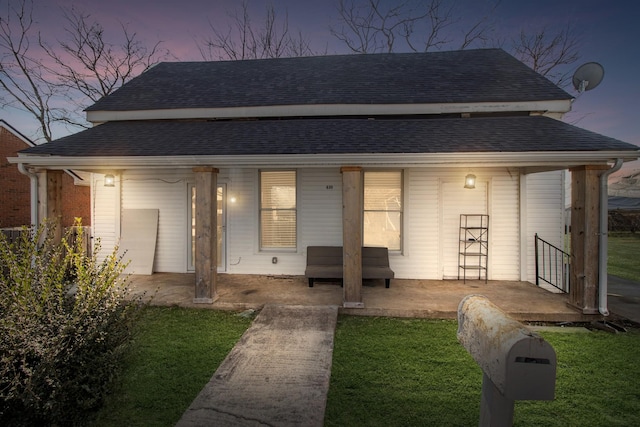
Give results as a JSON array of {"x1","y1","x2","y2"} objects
[
  {"x1": 260, "y1": 170, "x2": 297, "y2": 249},
  {"x1": 363, "y1": 170, "x2": 403, "y2": 251}
]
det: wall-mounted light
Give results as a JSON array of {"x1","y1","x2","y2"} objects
[
  {"x1": 104, "y1": 174, "x2": 115, "y2": 187},
  {"x1": 229, "y1": 196, "x2": 237, "y2": 203},
  {"x1": 464, "y1": 173, "x2": 476, "y2": 189}
]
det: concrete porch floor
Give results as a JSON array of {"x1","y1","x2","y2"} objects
[{"x1": 128, "y1": 273, "x2": 597, "y2": 323}]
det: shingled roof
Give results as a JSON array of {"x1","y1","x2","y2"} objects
[
  {"x1": 20, "y1": 116, "x2": 638, "y2": 157},
  {"x1": 86, "y1": 49, "x2": 571, "y2": 112}
]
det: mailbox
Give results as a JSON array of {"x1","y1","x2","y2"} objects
[{"x1": 457, "y1": 295, "x2": 557, "y2": 426}]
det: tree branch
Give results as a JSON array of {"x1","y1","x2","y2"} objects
[{"x1": 199, "y1": 1, "x2": 318, "y2": 61}]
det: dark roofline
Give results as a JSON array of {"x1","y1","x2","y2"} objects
[
  {"x1": 86, "y1": 49, "x2": 573, "y2": 114},
  {"x1": 19, "y1": 116, "x2": 638, "y2": 158}
]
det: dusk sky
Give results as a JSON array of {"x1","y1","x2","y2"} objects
[{"x1": 3, "y1": 0, "x2": 639, "y2": 173}]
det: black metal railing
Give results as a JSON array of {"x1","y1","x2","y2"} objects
[{"x1": 535, "y1": 233, "x2": 570, "y2": 293}]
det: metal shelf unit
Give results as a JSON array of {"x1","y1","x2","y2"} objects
[{"x1": 458, "y1": 214, "x2": 489, "y2": 283}]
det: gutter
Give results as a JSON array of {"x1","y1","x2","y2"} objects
[
  {"x1": 17, "y1": 163, "x2": 38, "y2": 227},
  {"x1": 598, "y1": 158, "x2": 623, "y2": 316},
  {"x1": 8, "y1": 150, "x2": 640, "y2": 170}
]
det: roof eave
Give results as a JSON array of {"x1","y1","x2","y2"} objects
[{"x1": 10, "y1": 150, "x2": 638, "y2": 171}]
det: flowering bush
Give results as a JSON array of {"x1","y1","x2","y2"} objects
[{"x1": 0, "y1": 221, "x2": 144, "y2": 426}]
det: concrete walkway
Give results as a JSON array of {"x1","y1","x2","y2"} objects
[{"x1": 176, "y1": 304, "x2": 339, "y2": 427}]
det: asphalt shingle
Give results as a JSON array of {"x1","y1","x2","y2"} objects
[
  {"x1": 86, "y1": 49, "x2": 571, "y2": 112},
  {"x1": 20, "y1": 116, "x2": 638, "y2": 157}
]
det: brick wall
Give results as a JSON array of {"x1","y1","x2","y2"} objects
[
  {"x1": 1, "y1": 125, "x2": 91, "y2": 228},
  {"x1": 59, "y1": 172, "x2": 92, "y2": 227}
]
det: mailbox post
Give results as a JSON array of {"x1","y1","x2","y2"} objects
[{"x1": 457, "y1": 295, "x2": 557, "y2": 426}]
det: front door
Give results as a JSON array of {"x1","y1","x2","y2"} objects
[{"x1": 189, "y1": 183, "x2": 226, "y2": 272}]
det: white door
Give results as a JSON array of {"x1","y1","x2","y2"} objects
[
  {"x1": 441, "y1": 180, "x2": 488, "y2": 279},
  {"x1": 188, "y1": 183, "x2": 227, "y2": 272}
]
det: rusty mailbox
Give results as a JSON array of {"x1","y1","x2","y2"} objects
[{"x1": 457, "y1": 295, "x2": 557, "y2": 426}]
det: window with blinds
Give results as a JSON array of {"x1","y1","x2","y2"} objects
[
  {"x1": 260, "y1": 170, "x2": 297, "y2": 249},
  {"x1": 363, "y1": 170, "x2": 403, "y2": 251}
]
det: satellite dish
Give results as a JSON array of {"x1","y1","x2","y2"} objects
[{"x1": 572, "y1": 62, "x2": 605, "y2": 93}]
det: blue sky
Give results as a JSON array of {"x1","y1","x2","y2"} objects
[{"x1": 3, "y1": 0, "x2": 639, "y2": 172}]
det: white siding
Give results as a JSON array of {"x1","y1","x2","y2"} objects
[
  {"x1": 91, "y1": 173, "x2": 119, "y2": 261},
  {"x1": 121, "y1": 170, "x2": 192, "y2": 273},
  {"x1": 524, "y1": 170, "x2": 565, "y2": 283},
  {"x1": 388, "y1": 168, "x2": 519, "y2": 281},
  {"x1": 89, "y1": 166, "x2": 561, "y2": 281},
  {"x1": 441, "y1": 177, "x2": 489, "y2": 279},
  {"x1": 490, "y1": 171, "x2": 520, "y2": 280},
  {"x1": 397, "y1": 169, "x2": 439, "y2": 279},
  {"x1": 226, "y1": 168, "x2": 260, "y2": 273},
  {"x1": 299, "y1": 168, "x2": 343, "y2": 247},
  {"x1": 226, "y1": 168, "x2": 343, "y2": 275}
]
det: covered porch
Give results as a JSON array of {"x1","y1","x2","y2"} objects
[
  {"x1": 127, "y1": 273, "x2": 597, "y2": 323},
  {"x1": 12, "y1": 117, "x2": 639, "y2": 317},
  {"x1": 187, "y1": 164, "x2": 619, "y2": 314}
]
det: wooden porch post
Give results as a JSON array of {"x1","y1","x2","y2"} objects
[
  {"x1": 37, "y1": 169, "x2": 63, "y2": 244},
  {"x1": 192, "y1": 167, "x2": 219, "y2": 304},
  {"x1": 569, "y1": 165, "x2": 608, "y2": 314},
  {"x1": 341, "y1": 166, "x2": 363, "y2": 308}
]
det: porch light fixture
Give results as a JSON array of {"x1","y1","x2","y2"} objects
[
  {"x1": 104, "y1": 174, "x2": 115, "y2": 187},
  {"x1": 464, "y1": 174, "x2": 476, "y2": 189}
]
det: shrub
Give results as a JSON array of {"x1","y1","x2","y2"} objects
[{"x1": 0, "y1": 221, "x2": 145, "y2": 426}]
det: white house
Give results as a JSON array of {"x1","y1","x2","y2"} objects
[{"x1": 11, "y1": 49, "x2": 639, "y2": 313}]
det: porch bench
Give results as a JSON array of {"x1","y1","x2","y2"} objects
[{"x1": 305, "y1": 246, "x2": 394, "y2": 288}]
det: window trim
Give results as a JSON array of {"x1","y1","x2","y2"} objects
[
  {"x1": 259, "y1": 169, "x2": 298, "y2": 251},
  {"x1": 363, "y1": 169, "x2": 404, "y2": 252}
]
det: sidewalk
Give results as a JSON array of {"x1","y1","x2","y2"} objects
[{"x1": 176, "y1": 304, "x2": 339, "y2": 427}]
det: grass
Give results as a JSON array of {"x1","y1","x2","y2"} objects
[
  {"x1": 326, "y1": 317, "x2": 480, "y2": 426},
  {"x1": 89, "y1": 240, "x2": 640, "y2": 425},
  {"x1": 90, "y1": 308, "x2": 640, "y2": 426},
  {"x1": 326, "y1": 316, "x2": 640, "y2": 427},
  {"x1": 90, "y1": 306, "x2": 253, "y2": 427},
  {"x1": 608, "y1": 233, "x2": 640, "y2": 281}
]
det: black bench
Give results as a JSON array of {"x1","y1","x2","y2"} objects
[{"x1": 305, "y1": 246, "x2": 395, "y2": 288}]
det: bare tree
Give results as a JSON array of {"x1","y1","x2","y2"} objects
[
  {"x1": 198, "y1": 1, "x2": 320, "y2": 61},
  {"x1": 0, "y1": 0, "x2": 169, "y2": 141},
  {"x1": 332, "y1": 0, "x2": 581, "y2": 88},
  {"x1": 331, "y1": 0, "x2": 497, "y2": 54},
  {"x1": 0, "y1": 0, "x2": 59, "y2": 142},
  {"x1": 511, "y1": 23, "x2": 581, "y2": 88},
  {"x1": 40, "y1": 7, "x2": 170, "y2": 128}
]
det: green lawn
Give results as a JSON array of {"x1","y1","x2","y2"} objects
[
  {"x1": 91, "y1": 308, "x2": 640, "y2": 426},
  {"x1": 609, "y1": 233, "x2": 640, "y2": 281},
  {"x1": 90, "y1": 237, "x2": 640, "y2": 425},
  {"x1": 90, "y1": 307, "x2": 253, "y2": 426},
  {"x1": 327, "y1": 317, "x2": 640, "y2": 427}
]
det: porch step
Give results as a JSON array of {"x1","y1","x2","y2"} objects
[{"x1": 176, "y1": 304, "x2": 339, "y2": 427}]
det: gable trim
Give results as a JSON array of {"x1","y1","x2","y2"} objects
[{"x1": 86, "y1": 100, "x2": 571, "y2": 123}]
